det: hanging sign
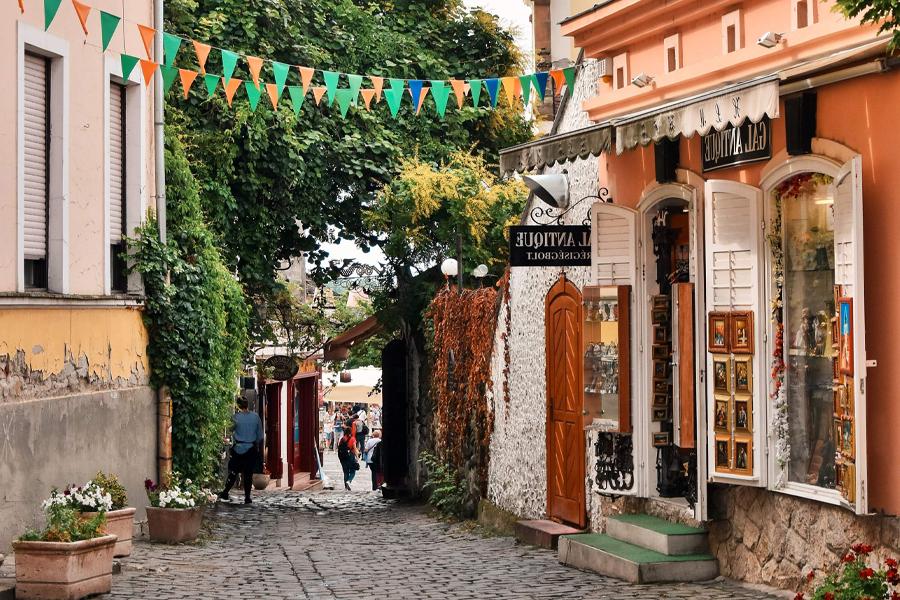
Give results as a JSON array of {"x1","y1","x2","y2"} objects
[
  {"x1": 701, "y1": 116, "x2": 771, "y2": 172},
  {"x1": 509, "y1": 225, "x2": 591, "y2": 267},
  {"x1": 263, "y1": 355, "x2": 299, "y2": 381}
]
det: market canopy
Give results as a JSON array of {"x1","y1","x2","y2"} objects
[
  {"x1": 614, "y1": 76, "x2": 780, "y2": 154},
  {"x1": 499, "y1": 123, "x2": 611, "y2": 175}
]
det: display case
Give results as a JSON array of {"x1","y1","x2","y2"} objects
[{"x1": 583, "y1": 285, "x2": 631, "y2": 432}]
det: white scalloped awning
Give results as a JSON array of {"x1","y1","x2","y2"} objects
[
  {"x1": 614, "y1": 76, "x2": 780, "y2": 154},
  {"x1": 500, "y1": 123, "x2": 611, "y2": 175}
]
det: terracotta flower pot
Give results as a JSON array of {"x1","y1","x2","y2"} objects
[
  {"x1": 12, "y1": 534, "x2": 117, "y2": 600},
  {"x1": 252, "y1": 473, "x2": 270, "y2": 490},
  {"x1": 145, "y1": 506, "x2": 204, "y2": 544},
  {"x1": 81, "y1": 507, "x2": 136, "y2": 557}
]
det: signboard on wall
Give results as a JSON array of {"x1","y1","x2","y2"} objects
[
  {"x1": 509, "y1": 225, "x2": 592, "y2": 267},
  {"x1": 701, "y1": 116, "x2": 771, "y2": 172},
  {"x1": 263, "y1": 355, "x2": 299, "y2": 381}
]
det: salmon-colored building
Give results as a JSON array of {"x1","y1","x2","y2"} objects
[{"x1": 496, "y1": 0, "x2": 899, "y2": 590}]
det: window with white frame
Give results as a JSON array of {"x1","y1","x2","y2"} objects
[
  {"x1": 23, "y1": 52, "x2": 49, "y2": 289},
  {"x1": 664, "y1": 34, "x2": 681, "y2": 73},
  {"x1": 722, "y1": 9, "x2": 742, "y2": 54},
  {"x1": 792, "y1": 0, "x2": 815, "y2": 30},
  {"x1": 614, "y1": 52, "x2": 628, "y2": 90},
  {"x1": 109, "y1": 81, "x2": 127, "y2": 292}
]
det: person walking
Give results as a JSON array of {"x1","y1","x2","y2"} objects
[
  {"x1": 353, "y1": 410, "x2": 368, "y2": 451},
  {"x1": 332, "y1": 409, "x2": 345, "y2": 451},
  {"x1": 219, "y1": 397, "x2": 263, "y2": 504},
  {"x1": 337, "y1": 426, "x2": 359, "y2": 490},
  {"x1": 364, "y1": 430, "x2": 384, "y2": 490},
  {"x1": 324, "y1": 407, "x2": 334, "y2": 451}
]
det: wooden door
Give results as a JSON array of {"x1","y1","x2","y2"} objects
[
  {"x1": 545, "y1": 275, "x2": 586, "y2": 528},
  {"x1": 265, "y1": 382, "x2": 283, "y2": 479}
]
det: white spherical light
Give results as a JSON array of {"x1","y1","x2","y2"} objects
[
  {"x1": 472, "y1": 264, "x2": 488, "y2": 278},
  {"x1": 440, "y1": 258, "x2": 459, "y2": 277}
]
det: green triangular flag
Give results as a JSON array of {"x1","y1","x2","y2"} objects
[
  {"x1": 519, "y1": 75, "x2": 532, "y2": 105},
  {"x1": 44, "y1": 0, "x2": 62, "y2": 30},
  {"x1": 563, "y1": 66, "x2": 576, "y2": 94},
  {"x1": 160, "y1": 64, "x2": 179, "y2": 94},
  {"x1": 204, "y1": 73, "x2": 219, "y2": 98},
  {"x1": 287, "y1": 86, "x2": 305, "y2": 115},
  {"x1": 273, "y1": 62, "x2": 290, "y2": 96},
  {"x1": 322, "y1": 71, "x2": 339, "y2": 105},
  {"x1": 221, "y1": 50, "x2": 239, "y2": 85},
  {"x1": 383, "y1": 87, "x2": 403, "y2": 117},
  {"x1": 347, "y1": 74, "x2": 363, "y2": 99},
  {"x1": 244, "y1": 81, "x2": 261, "y2": 111},
  {"x1": 120, "y1": 54, "x2": 140, "y2": 80},
  {"x1": 389, "y1": 78, "x2": 404, "y2": 91},
  {"x1": 162, "y1": 33, "x2": 182, "y2": 66},
  {"x1": 100, "y1": 11, "x2": 120, "y2": 51},
  {"x1": 469, "y1": 80, "x2": 482, "y2": 107},
  {"x1": 335, "y1": 89, "x2": 355, "y2": 118},
  {"x1": 430, "y1": 81, "x2": 452, "y2": 118}
]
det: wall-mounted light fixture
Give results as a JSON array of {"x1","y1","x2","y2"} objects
[
  {"x1": 756, "y1": 31, "x2": 784, "y2": 48},
  {"x1": 631, "y1": 73, "x2": 654, "y2": 88},
  {"x1": 523, "y1": 174, "x2": 570, "y2": 209}
]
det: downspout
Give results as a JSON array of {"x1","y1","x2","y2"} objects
[{"x1": 154, "y1": 0, "x2": 172, "y2": 482}]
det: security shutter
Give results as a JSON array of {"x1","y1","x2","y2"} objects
[
  {"x1": 23, "y1": 53, "x2": 48, "y2": 260},
  {"x1": 591, "y1": 202, "x2": 637, "y2": 286},
  {"x1": 109, "y1": 83, "x2": 125, "y2": 244}
]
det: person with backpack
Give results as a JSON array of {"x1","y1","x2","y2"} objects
[
  {"x1": 363, "y1": 429, "x2": 384, "y2": 490},
  {"x1": 337, "y1": 426, "x2": 359, "y2": 490},
  {"x1": 353, "y1": 410, "x2": 369, "y2": 451}
]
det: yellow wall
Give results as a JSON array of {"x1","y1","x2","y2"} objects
[{"x1": 0, "y1": 307, "x2": 148, "y2": 380}]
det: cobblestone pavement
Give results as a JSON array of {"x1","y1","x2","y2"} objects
[{"x1": 100, "y1": 474, "x2": 782, "y2": 599}]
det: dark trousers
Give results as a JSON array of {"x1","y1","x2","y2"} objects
[
  {"x1": 222, "y1": 446, "x2": 258, "y2": 500},
  {"x1": 369, "y1": 465, "x2": 384, "y2": 490}
]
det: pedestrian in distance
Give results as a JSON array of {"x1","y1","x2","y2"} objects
[
  {"x1": 332, "y1": 409, "x2": 346, "y2": 451},
  {"x1": 324, "y1": 407, "x2": 334, "y2": 451},
  {"x1": 364, "y1": 429, "x2": 384, "y2": 490},
  {"x1": 219, "y1": 396, "x2": 263, "y2": 504},
  {"x1": 353, "y1": 410, "x2": 368, "y2": 450},
  {"x1": 337, "y1": 426, "x2": 360, "y2": 490}
]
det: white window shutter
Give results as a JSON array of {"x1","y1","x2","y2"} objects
[
  {"x1": 831, "y1": 155, "x2": 868, "y2": 514},
  {"x1": 591, "y1": 202, "x2": 637, "y2": 286},
  {"x1": 704, "y1": 180, "x2": 765, "y2": 485},
  {"x1": 23, "y1": 53, "x2": 48, "y2": 260},
  {"x1": 109, "y1": 83, "x2": 125, "y2": 244}
]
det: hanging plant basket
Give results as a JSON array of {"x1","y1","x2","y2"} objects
[{"x1": 339, "y1": 371, "x2": 352, "y2": 383}]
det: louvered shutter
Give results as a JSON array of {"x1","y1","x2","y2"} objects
[
  {"x1": 704, "y1": 180, "x2": 764, "y2": 485},
  {"x1": 591, "y1": 202, "x2": 637, "y2": 286},
  {"x1": 109, "y1": 83, "x2": 125, "y2": 244},
  {"x1": 23, "y1": 53, "x2": 48, "y2": 260},
  {"x1": 831, "y1": 156, "x2": 868, "y2": 514}
]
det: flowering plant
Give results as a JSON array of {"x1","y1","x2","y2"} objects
[
  {"x1": 42, "y1": 481, "x2": 114, "y2": 513},
  {"x1": 145, "y1": 473, "x2": 215, "y2": 509},
  {"x1": 795, "y1": 543, "x2": 900, "y2": 600},
  {"x1": 19, "y1": 490, "x2": 107, "y2": 542}
]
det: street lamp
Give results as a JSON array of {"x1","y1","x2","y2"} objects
[{"x1": 440, "y1": 258, "x2": 459, "y2": 278}]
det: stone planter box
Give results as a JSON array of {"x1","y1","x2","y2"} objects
[
  {"x1": 252, "y1": 474, "x2": 270, "y2": 490},
  {"x1": 12, "y1": 534, "x2": 117, "y2": 600},
  {"x1": 81, "y1": 508, "x2": 135, "y2": 557},
  {"x1": 146, "y1": 507, "x2": 203, "y2": 544}
]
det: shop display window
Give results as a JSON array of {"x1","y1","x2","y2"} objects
[{"x1": 583, "y1": 285, "x2": 631, "y2": 432}]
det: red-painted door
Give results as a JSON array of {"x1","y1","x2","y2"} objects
[
  {"x1": 265, "y1": 382, "x2": 282, "y2": 479},
  {"x1": 545, "y1": 275, "x2": 586, "y2": 528}
]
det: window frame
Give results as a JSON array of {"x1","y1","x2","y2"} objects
[
  {"x1": 721, "y1": 9, "x2": 743, "y2": 55},
  {"x1": 664, "y1": 33, "x2": 681, "y2": 73},
  {"x1": 613, "y1": 52, "x2": 629, "y2": 91}
]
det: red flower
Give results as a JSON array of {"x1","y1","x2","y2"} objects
[
  {"x1": 891, "y1": 592, "x2": 900, "y2": 600},
  {"x1": 806, "y1": 570, "x2": 815, "y2": 582},
  {"x1": 852, "y1": 543, "x2": 873, "y2": 555},
  {"x1": 842, "y1": 553, "x2": 856, "y2": 563},
  {"x1": 887, "y1": 568, "x2": 900, "y2": 585},
  {"x1": 859, "y1": 567, "x2": 875, "y2": 580},
  {"x1": 824, "y1": 593, "x2": 834, "y2": 600},
  {"x1": 886, "y1": 558, "x2": 898, "y2": 569},
  {"x1": 793, "y1": 593, "x2": 804, "y2": 600}
]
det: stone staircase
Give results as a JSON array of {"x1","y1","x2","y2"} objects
[
  {"x1": 558, "y1": 514, "x2": 718, "y2": 583},
  {"x1": 515, "y1": 520, "x2": 584, "y2": 550}
]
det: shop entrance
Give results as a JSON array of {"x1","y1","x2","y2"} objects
[
  {"x1": 545, "y1": 275, "x2": 586, "y2": 527},
  {"x1": 264, "y1": 382, "x2": 283, "y2": 479}
]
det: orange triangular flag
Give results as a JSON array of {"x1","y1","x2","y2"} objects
[
  {"x1": 360, "y1": 89, "x2": 376, "y2": 111},
  {"x1": 72, "y1": 0, "x2": 91, "y2": 35},
  {"x1": 416, "y1": 87, "x2": 430, "y2": 115},
  {"x1": 370, "y1": 76, "x2": 384, "y2": 102},
  {"x1": 501, "y1": 76, "x2": 517, "y2": 105},
  {"x1": 550, "y1": 69, "x2": 566, "y2": 95},
  {"x1": 450, "y1": 79, "x2": 466, "y2": 108},
  {"x1": 311, "y1": 86, "x2": 326, "y2": 105},
  {"x1": 514, "y1": 77, "x2": 523, "y2": 98},
  {"x1": 246, "y1": 56, "x2": 264, "y2": 89},
  {"x1": 139, "y1": 59, "x2": 157, "y2": 86},
  {"x1": 179, "y1": 69, "x2": 198, "y2": 99},
  {"x1": 137, "y1": 25, "x2": 156, "y2": 60},
  {"x1": 265, "y1": 83, "x2": 279, "y2": 109},
  {"x1": 193, "y1": 40, "x2": 211, "y2": 74},
  {"x1": 298, "y1": 67, "x2": 314, "y2": 94},
  {"x1": 223, "y1": 78, "x2": 242, "y2": 106}
]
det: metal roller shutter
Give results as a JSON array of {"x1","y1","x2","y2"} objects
[
  {"x1": 23, "y1": 53, "x2": 48, "y2": 260},
  {"x1": 109, "y1": 83, "x2": 125, "y2": 244}
]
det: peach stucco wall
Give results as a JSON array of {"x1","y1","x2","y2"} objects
[
  {"x1": 602, "y1": 69, "x2": 900, "y2": 514},
  {"x1": 0, "y1": 0, "x2": 156, "y2": 294}
]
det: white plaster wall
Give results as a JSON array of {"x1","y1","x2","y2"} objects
[{"x1": 487, "y1": 60, "x2": 604, "y2": 521}]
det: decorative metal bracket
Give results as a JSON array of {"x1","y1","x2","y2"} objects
[
  {"x1": 594, "y1": 431, "x2": 635, "y2": 494},
  {"x1": 529, "y1": 188, "x2": 612, "y2": 227}
]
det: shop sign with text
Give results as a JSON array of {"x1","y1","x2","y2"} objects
[
  {"x1": 702, "y1": 116, "x2": 771, "y2": 172},
  {"x1": 509, "y1": 225, "x2": 591, "y2": 267}
]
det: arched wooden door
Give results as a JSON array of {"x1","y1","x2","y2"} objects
[{"x1": 545, "y1": 275, "x2": 586, "y2": 528}]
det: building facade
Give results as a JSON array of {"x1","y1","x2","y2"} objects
[
  {"x1": 0, "y1": 0, "x2": 158, "y2": 548},
  {"x1": 493, "y1": 0, "x2": 900, "y2": 590}
]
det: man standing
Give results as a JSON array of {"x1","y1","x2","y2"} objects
[
  {"x1": 364, "y1": 430, "x2": 384, "y2": 490},
  {"x1": 219, "y1": 397, "x2": 264, "y2": 504}
]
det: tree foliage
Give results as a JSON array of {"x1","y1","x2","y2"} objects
[{"x1": 834, "y1": 0, "x2": 900, "y2": 47}]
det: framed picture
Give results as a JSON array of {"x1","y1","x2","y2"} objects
[
  {"x1": 652, "y1": 431, "x2": 670, "y2": 447},
  {"x1": 652, "y1": 344, "x2": 670, "y2": 359},
  {"x1": 833, "y1": 417, "x2": 843, "y2": 453},
  {"x1": 733, "y1": 437, "x2": 752, "y2": 475},
  {"x1": 842, "y1": 418, "x2": 854, "y2": 458},
  {"x1": 652, "y1": 309, "x2": 668, "y2": 325},
  {"x1": 653, "y1": 393, "x2": 669, "y2": 408},
  {"x1": 653, "y1": 325, "x2": 669, "y2": 344},
  {"x1": 833, "y1": 387, "x2": 841, "y2": 416},
  {"x1": 715, "y1": 436, "x2": 730, "y2": 469},
  {"x1": 729, "y1": 311, "x2": 754, "y2": 354},
  {"x1": 734, "y1": 357, "x2": 752, "y2": 394},
  {"x1": 831, "y1": 317, "x2": 839, "y2": 350},
  {"x1": 845, "y1": 384, "x2": 854, "y2": 415},
  {"x1": 713, "y1": 357, "x2": 730, "y2": 394},
  {"x1": 708, "y1": 312, "x2": 730, "y2": 353},
  {"x1": 653, "y1": 380, "x2": 672, "y2": 395},
  {"x1": 734, "y1": 399, "x2": 750, "y2": 431},
  {"x1": 651, "y1": 407, "x2": 669, "y2": 422},
  {"x1": 838, "y1": 297, "x2": 853, "y2": 375},
  {"x1": 832, "y1": 356, "x2": 840, "y2": 383},
  {"x1": 653, "y1": 360, "x2": 669, "y2": 380},
  {"x1": 714, "y1": 398, "x2": 730, "y2": 431},
  {"x1": 652, "y1": 295, "x2": 669, "y2": 311}
]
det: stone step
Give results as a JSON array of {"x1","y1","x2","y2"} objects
[
  {"x1": 558, "y1": 533, "x2": 718, "y2": 584},
  {"x1": 606, "y1": 514, "x2": 709, "y2": 556},
  {"x1": 515, "y1": 520, "x2": 584, "y2": 550},
  {"x1": 0, "y1": 582, "x2": 14, "y2": 600}
]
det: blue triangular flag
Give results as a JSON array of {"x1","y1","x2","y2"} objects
[
  {"x1": 484, "y1": 78, "x2": 500, "y2": 107},
  {"x1": 407, "y1": 80, "x2": 424, "y2": 111},
  {"x1": 533, "y1": 72, "x2": 549, "y2": 102}
]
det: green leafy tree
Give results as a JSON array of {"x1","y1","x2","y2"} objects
[{"x1": 834, "y1": 0, "x2": 900, "y2": 47}]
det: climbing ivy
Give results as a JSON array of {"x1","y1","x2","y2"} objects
[{"x1": 130, "y1": 129, "x2": 249, "y2": 483}]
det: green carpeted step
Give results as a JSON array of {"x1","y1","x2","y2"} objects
[
  {"x1": 562, "y1": 533, "x2": 714, "y2": 563},
  {"x1": 609, "y1": 513, "x2": 707, "y2": 536}
]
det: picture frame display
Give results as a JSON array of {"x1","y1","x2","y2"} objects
[
  {"x1": 652, "y1": 407, "x2": 669, "y2": 422},
  {"x1": 653, "y1": 359, "x2": 669, "y2": 380},
  {"x1": 838, "y1": 297, "x2": 853, "y2": 375},
  {"x1": 732, "y1": 437, "x2": 752, "y2": 475},
  {"x1": 652, "y1": 309, "x2": 668, "y2": 325},
  {"x1": 653, "y1": 431, "x2": 671, "y2": 447},
  {"x1": 653, "y1": 325, "x2": 669, "y2": 344},
  {"x1": 734, "y1": 398, "x2": 750, "y2": 431},
  {"x1": 708, "y1": 311, "x2": 730, "y2": 353},
  {"x1": 714, "y1": 398, "x2": 730, "y2": 431},
  {"x1": 715, "y1": 436, "x2": 730, "y2": 469},
  {"x1": 652, "y1": 344, "x2": 670, "y2": 360},
  {"x1": 734, "y1": 357, "x2": 752, "y2": 394},
  {"x1": 713, "y1": 356, "x2": 730, "y2": 394},
  {"x1": 729, "y1": 311, "x2": 754, "y2": 354},
  {"x1": 653, "y1": 393, "x2": 669, "y2": 408}
]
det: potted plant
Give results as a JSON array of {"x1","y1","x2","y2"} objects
[
  {"x1": 252, "y1": 466, "x2": 271, "y2": 490},
  {"x1": 144, "y1": 473, "x2": 215, "y2": 544},
  {"x1": 78, "y1": 472, "x2": 135, "y2": 557},
  {"x1": 12, "y1": 492, "x2": 116, "y2": 599}
]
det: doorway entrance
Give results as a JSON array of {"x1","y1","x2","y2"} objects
[
  {"x1": 545, "y1": 275, "x2": 586, "y2": 528},
  {"x1": 265, "y1": 382, "x2": 283, "y2": 479}
]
